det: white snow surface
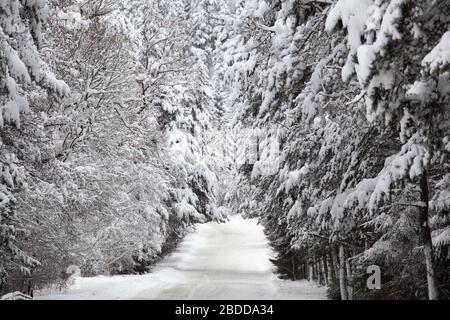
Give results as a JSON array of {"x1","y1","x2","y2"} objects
[{"x1": 36, "y1": 215, "x2": 326, "y2": 300}]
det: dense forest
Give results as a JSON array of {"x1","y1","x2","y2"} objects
[{"x1": 1, "y1": 0, "x2": 449, "y2": 300}]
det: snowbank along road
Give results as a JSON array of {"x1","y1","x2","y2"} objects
[{"x1": 37, "y1": 215, "x2": 326, "y2": 300}]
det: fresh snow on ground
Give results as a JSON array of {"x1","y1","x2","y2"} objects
[{"x1": 36, "y1": 215, "x2": 327, "y2": 300}]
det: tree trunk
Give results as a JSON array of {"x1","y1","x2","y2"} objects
[
  {"x1": 314, "y1": 257, "x2": 320, "y2": 283},
  {"x1": 321, "y1": 257, "x2": 328, "y2": 286},
  {"x1": 338, "y1": 245, "x2": 348, "y2": 300},
  {"x1": 345, "y1": 258, "x2": 353, "y2": 300},
  {"x1": 304, "y1": 263, "x2": 307, "y2": 280},
  {"x1": 317, "y1": 261, "x2": 321, "y2": 283},
  {"x1": 419, "y1": 171, "x2": 439, "y2": 300},
  {"x1": 331, "y1": 245, "x2": 339, "y2": 280},
  {"x1": 256, "y1": 134, "x2": 260, "y2": 161},
  {"x1": 326, "y1": 254, "x2": 334, "y2": 285}
]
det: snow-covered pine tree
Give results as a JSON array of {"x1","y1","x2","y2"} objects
[
  {"x1": 326, "y1": 0, "x2": 450, "y2": 300},
  {"x1": 3, "y1": 0, "x2": 213, "y2": 289},
  {"x1": 136, "y1": 0, "x2": 222, "y2": 223},
  {"x1": 222, "y1": 0, "x2": 450, "y2": 299},
  {"x1": 0, "y1": 0, "x2": 69, "y2": 291}
]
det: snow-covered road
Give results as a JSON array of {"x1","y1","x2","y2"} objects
[{"x1": 37, "y1": 215, "x2": 326, "y2": 300}]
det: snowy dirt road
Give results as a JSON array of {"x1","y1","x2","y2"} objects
[{"x1": 37, "y1": 215, "x2": 326, "y2": 300}]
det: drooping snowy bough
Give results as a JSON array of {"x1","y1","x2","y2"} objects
[{"x1": 224, "y1": 0, "x2": 449, "y2": 299}]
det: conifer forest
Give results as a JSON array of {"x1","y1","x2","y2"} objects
[{"x1": 0, "y1": 0, "x2": 449, "y2": 301}]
